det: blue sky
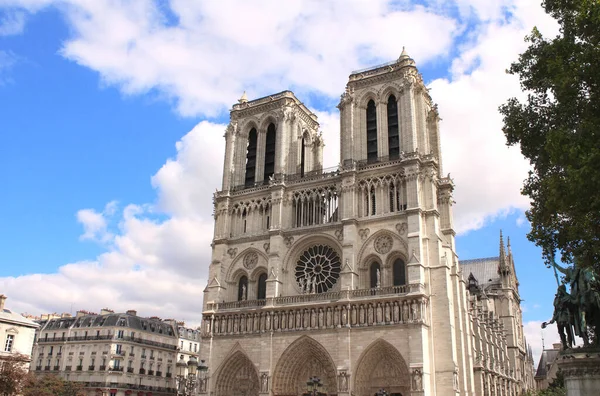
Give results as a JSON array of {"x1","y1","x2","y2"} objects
[{"x1": 0, "y1": 0, "x2": 561, "y2": 362}]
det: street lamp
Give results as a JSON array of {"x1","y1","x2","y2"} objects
[
  {"x1": 376, "y1": 389, "x2": 388, "y2": 396},
  {"x1": 305, "y1": 376, "x2": 324, "y2": 396},
  {"x1": 176, "y1": 356, "x2": 198, "y2": 396}
]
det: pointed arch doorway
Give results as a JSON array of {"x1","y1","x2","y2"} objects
[
  {"x1": 272, "y1": 336, "x2": 338, "y2": 396},
  {"x1": 354, "y1": 339, "x2": 410, "y2": 396},
  {"x1": 214, "y1": 350, "x2": 260, "y2": 396}
]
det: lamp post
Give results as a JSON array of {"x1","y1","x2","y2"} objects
[
  {"x1": 305, "y1": 376, "x2": 324, "y2": 396},
  {"x1": 176, "y1": 356, "x2": 198, "y2": 396},
  {"x1": 376, "y1": 388, "x2": 388, "y2": 396}
]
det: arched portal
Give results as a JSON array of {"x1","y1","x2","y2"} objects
[
  {"x1": 354, "y1": 339, "x2": 410, "y2": 396},
  {"x1": 272, "y1": 336, "x2": 338, "y2": 396},
  {"x1": 214, "y1": 350, "x2": 260, "y2": 396}
]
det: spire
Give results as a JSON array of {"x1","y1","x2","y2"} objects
[
  {"x1": 238, "y1": 91, "x2": 248, "y2": 103},
  {"x1": 399, "y1": 46, "x2": 409, "y2": 60},
  {"x1": 498, "y1": 230, "x2": 507, "y2": 272}
]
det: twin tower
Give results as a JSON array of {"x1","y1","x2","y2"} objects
[{"x1": 199, "y1": 50, "x2": 527, "y2": 396}]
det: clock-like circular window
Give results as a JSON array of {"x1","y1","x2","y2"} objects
[{"x1": 295, "y1": 244, "x2": 341, "y2": 294}]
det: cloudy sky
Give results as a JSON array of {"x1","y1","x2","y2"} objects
[{"x1": 0, "y1": 0, "x2": 563, "y2": 363}]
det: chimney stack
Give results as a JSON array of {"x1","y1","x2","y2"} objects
[
  {"x1": 126, "y1": 310, "x2": 137, "y2": 316},
  {"x1": 0, "y1": 295, "x2": 6, "y2": 310},
  {"x1": 100, "y1": 308, "x2": 114, "y2": 315}
]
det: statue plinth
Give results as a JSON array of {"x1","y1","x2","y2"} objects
[{"x1": 557, "y1": 349, "x2": 600, "y2": 396}]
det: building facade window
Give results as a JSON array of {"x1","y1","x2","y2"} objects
[
  {"x1": 387, "y1": 94, "x2": 400, "y2": 159},
  {"x1": 4, "y1": 334, "x2": 14, "y2": 352},
  {"x1": 366, "y1": 99, "x2": 378, "y2": 162},
  {"x1": 245, "y1": 128, "x2": 258, "y2": 187},
  {"x1": 393, "y1": 258, "x2": 406, "y2": 286},
  {"x1": 257, "y1": 273, "x2": 268, "y2": 300},
  {"x1": 264, "y1": 123, "x2": 276, "y2": 180}
]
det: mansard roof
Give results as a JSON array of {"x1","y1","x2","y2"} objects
[
  {"x1": 459, "y1": 257, "x2": 501, "y2": 289},
  {"x1": 42, "y1": 312, "x2": 176, "y2": 337},
  {"x1": 535, "y1": 348, "x2": 560, "y2": 378}
]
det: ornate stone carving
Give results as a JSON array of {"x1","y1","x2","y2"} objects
[
  {"x1": 263, "y1": 242, "x2": 270, "y2": 254},
  {"x1": 260, "y1": 372, "x2": 269, "y2": 392},
  {"x1": 395, "y1": 222, "x2": 408, "y2": 236},
  {"x1": 227, "y1": 248, "x2": 238, "y2": 258},
  {"x1": 243, "y1": 251, "x2": 258, "y2": 270},
  {"x1": 358, "y1": 228, "x2": 370, "y2": 241},
  {"x1": 412, "y1": 368, "x2": 423, "y2": 391},
  {"x1": 337, "y1": 371, "x2": 349, "y2": 391},
  {"x1": 374, "y1": 235, "x2": 393, "y2": 254},
  {"x1": 284, "y1": 236, "x2": 294, "y2": 248},
  {"x1": 334, "y1": 228, "x2": 344, "y2": 241}
]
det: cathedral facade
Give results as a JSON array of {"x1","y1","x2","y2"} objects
[{"x1": 199, "y1": 51, "x2": 534, "y2": 396}]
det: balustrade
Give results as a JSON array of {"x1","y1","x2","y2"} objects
[{"x1": 204, "y1": 291, "x2": 427, "y2": 337}]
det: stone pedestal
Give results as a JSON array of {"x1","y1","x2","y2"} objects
[{"x1": 557, "y1": 350, "x2": 600, "y2": 396}]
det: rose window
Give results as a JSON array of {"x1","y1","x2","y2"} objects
[{"x1": 295, "y1": 244, "x2": 341, "y2": 293}]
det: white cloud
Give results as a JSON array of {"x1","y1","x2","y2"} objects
[
  {"x1": 0, "y1": 9, "x2": 26, "y2": 35},
  {"x1": 77, "y1": 200, "x2": 118, "y2": 243}
]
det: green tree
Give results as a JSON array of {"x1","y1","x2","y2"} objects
[
  {"x1": 0, "y1": 354, "x2": 29, "y2": 396},
  {"x1": 22, "y1": 374, "x2": 84, "y2": 396},
  {"x1": 499, "y1": 0, "x2": 600, "y2": 272}
]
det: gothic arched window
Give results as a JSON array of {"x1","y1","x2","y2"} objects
[
  {"x1": 366, "y1": 100, "x2": 378, "y2": 163},
  {"x1": 300, "y1": 136, "x2": 306, "y2": 177},
  {"x1": 257, "y1": 273, "x2": 267, "y2": 300},
  {"x1": 245, "y1": 128, "x2": 257, "y2": 187},
  {"x1": 393, "y1": 258, "x2": 406, "y2": 286},
  {"x1": 238, "y1": 276, "x2": 248, "y2": 301},
  {"x1": 370, "y1": 186, "x2": 376, "y2": 215},
  {"x1": 264, "y1": 123, "x2": 276, "y2": 180},
  {"x1": 370, "y1": 262, "x2": 381, "y2": 289},
  {"x1": 387, "y1": 95, "x2": 400, "y2": 160}
]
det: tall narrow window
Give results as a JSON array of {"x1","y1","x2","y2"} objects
[
  {"x1": 370, "y1": 186, "x2": 376, "y2": 215},
  {"x1": 257, "y1": 273, "x2": 268, "y2": 300},
  {"x1": 4, "y1": 334, "x2": 14, "y2": 352},
  {"x1": 238, "y1": 276, "x2": 248, "y2": 301},
  {"x1": 245, "y1": 128, "x2": 257, "y2": 187},
  {"x1": 370, "y1": 262, "x2": 381, "y2": 289},
  {"x1": 366, "y1": 100, "x2": 378, "y2": 162},
  {"x1": 387, "y1": 95, "x2": 399, "y2": 159},
  {"x1": 264, "y1": 123, "x2": 276, "y2": 180},
  {"x1": 393, "y1": 259, "x2": 406, "y2": 286},
  {"x1": 300, "y1": 136, "x2": 306, "y2": 177}
]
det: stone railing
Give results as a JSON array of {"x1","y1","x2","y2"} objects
[{"x1": 203, "y1": 290, "x2": 427, "y2": 336}]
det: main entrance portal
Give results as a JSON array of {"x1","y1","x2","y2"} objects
[
  {"x1": 272, "y1": 336, "x2": 338, "y2": 396},
  {"x1": 354, "y1": 339, "x2": 410, "y2": 396}
]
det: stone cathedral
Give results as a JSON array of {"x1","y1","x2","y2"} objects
[{"x1": 199, "y1": 50, "x2": 535, "y2": 396}]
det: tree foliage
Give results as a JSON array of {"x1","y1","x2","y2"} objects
[
  {"x1": 22, "y1": 374, "x2": 84, "y2": 396},
  {"x1": 499, "y1": 0, "x2": 600, "y2": 271},
  {"x1": 0, "y1": 354, "x2": 29, "y2": 396}
]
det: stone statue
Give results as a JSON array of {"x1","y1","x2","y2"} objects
[
  {"x1": 546, "y1": 260, "x2": 600, "y2": 347},
  {"x1": 338, "y1": 371, "x2": 348, "y2": 391},
  {"x1": 376, "y1": 268, "x2": 381, "y2": 288},
  {"x1": 412, "y1": 368, "x2": 423, "y2": 391},
  {"x1": 241, "y1": 284, "x2": 247, "y2": 301},
  {"x1": 299, "y1": 277, "x2": 306, "y2": 294},
  {"x1": 542, "y1": 284, "x2": 575, "y2": 349},
  {"x1": 260, "y1": 372, "x2": 269, "y2": 392}
]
